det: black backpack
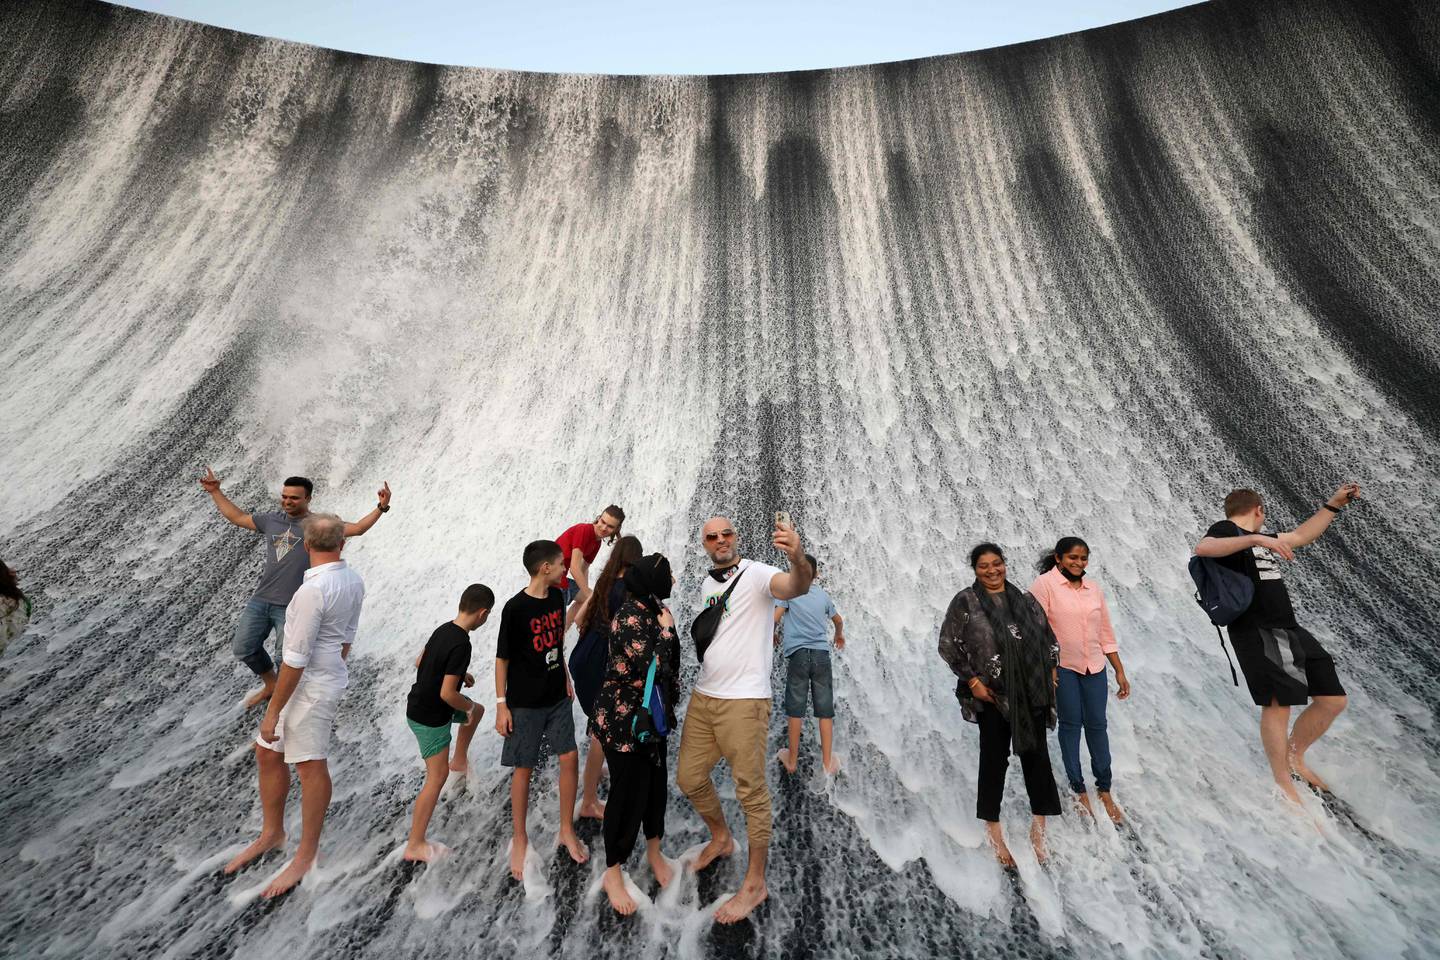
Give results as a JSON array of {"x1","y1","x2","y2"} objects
[{"x1": 1187, "y1": 555, "x2": 1253, "y2": 686}]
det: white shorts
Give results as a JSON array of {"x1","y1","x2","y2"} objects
[{"x1": 257, "y1": 683, "x2": 341, "y2": 764}]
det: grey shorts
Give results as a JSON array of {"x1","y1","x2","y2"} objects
[
  {"x1": 784, "y1": 648, "x2": 835, "y2": 719},
  {"x1": 501, "y1": 698, "x2": 577, "y2": 768}
]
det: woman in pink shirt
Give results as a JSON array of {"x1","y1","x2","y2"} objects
[{"x1": 1029, "y1": 537, "x2": 1131, "y2": 822}]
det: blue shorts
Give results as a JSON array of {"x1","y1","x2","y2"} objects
[{"x1": 783, "y1": 648, "x2": 835, "y2": 719}]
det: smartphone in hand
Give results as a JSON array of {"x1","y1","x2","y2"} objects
[{"x1": 775, "y1": 510, "x2": 793, "y2": 530}]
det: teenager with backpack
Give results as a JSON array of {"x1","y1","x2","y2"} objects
[
  {"x1": 1193, "y1": 483, "x2": 1359, "y2": 806},
  {"x1": 589, "y1": 553, "x2": 680, "y2": 915}
]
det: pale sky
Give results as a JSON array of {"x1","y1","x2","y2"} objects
[{"x1": 111, "y1": 0, "x2": 1202, "y2": 75}]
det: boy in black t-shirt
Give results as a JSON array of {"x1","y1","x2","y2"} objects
[
  {"x1": 495, "y1": 540, "x2": 588, "y2": 881},
  {"x1": 1194, "y1": 483, "x2": 1360, "y2": 806},
  {"x1": 403, "y1": 583, "x2": 494, "y2": 863}
]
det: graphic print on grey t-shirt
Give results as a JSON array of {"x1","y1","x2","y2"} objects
[
  {"x1": 273, "y1": 527, "x2": 301, "y2": 562},
  {"x1": 251, "y1": 511, "x2": 310, "y2": 605}
]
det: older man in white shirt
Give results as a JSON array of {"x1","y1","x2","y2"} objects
[{"x1": 223, "y1": 513, "x2": 366, "y2": 897}]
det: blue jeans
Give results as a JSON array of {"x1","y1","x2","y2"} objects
[
  {"x1": 563, "y1": 581, "x2": 581, "y2": 605},
  {"x1": 232, "y1": 599, "x2": 285, "y2": 676},
  {"x1": 1056, "y1": 667, "x2": 1112, "y2": 793}
]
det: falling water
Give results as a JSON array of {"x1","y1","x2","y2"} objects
[{"x1": 2, "y1": 0, "x2": 1438, "y2": 956}]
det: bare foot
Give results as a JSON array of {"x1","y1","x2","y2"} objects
[
  {"x1": 775, "y1": 749, "x2": 797, "y2": 775},
  {"x1": 985, "y1": 823, "x2": 1015, "y2": 868},
  {"x1": 690, "y1": 833, "x2": 736, "y2": 873},
  {"x1": 822, "y1": 754, "x2": 841, "y2": 776},
  {"x1": 558, "y1": 830, "x2": 590, "y2": 865},
  {"x1": 603, "y1": 867, "x2": 637, "y2": 916},
  {"x1": 1030, "y1": 820, "x2": 1048, "y2": 864},
  {"x1": 1289, "y1": 756, "x2": 1331, "y2": 793},
  {"x1": 715, "y1": 881, "x2": 768, "y2": 924},
  {"x1": 1276, "y1": 778, "x2": 1306, "y2": 807},
  {"x1": 577, "y1": 799, "x2": 606, "y2": 820},
  {"x1": 261, "y1": 854, "x2": 314, "y2": 898},
  {"x1": 649, "y1": 851, "x2": 674, "y2": 889},
  {"x1": 1098, "y1": 792, "x2": 1124, "y2": 823},
  {"x1": 243, "y1": 686, "x2": 273, "y2": 709},
  {"x1": 509, "y1": 836, "x2": 528, "y2": 881},
  {"x1": 402, "y1": 840, "x2": 451, "y2": 863},
  {"x1": 1073, "y1": 793, "x2": 1094, "y2": 817},
  {"x1": 223, "y1": 831, "x2": 285, "y2": 874}
]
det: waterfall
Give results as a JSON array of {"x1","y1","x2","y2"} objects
[{"x1": 2, "y1": 0, "x2": 1437, "y2": 956}]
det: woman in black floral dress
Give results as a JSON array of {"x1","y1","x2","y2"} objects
[{"x1": 590, "y1": 552, "x2": 680, "y2": 915}]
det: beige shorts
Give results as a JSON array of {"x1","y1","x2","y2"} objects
[{"x1": 256, "y1": 683, "x2": 341, "y2": 764}]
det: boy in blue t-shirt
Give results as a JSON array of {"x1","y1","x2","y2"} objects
[{"x1": 773, "y1": 554, "x2": 846, "y2": 775}]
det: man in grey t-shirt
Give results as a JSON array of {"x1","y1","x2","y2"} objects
[{"x1": 200, "y1": 468, "x2": 392, "y2": 707}]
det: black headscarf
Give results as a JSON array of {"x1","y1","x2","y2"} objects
[
  {"x1": 625, "y1": 553, "x2": 673, "y2": 611},
  {"x1": 973, "y1": 580, "x2": 1056, "y2": 754}
]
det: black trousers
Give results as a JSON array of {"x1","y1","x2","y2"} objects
[
  {"x1": 603, "y1": 746, "x2": 668, "y2": 867},
  {"x1": 976, "y1": 705, "x2": 1062, "y2": 821}
]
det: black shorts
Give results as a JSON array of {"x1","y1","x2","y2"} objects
[{"x1": 1230, "y1": 623, "x2": 1346, "y2": 707}]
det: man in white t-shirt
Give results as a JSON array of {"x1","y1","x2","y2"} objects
[
  {"x1": 677, "y1": 515, "x2": 813, "y2": 924},
  {"x1": 222, "y1": 513, "x2": 366, "y2": 898}
]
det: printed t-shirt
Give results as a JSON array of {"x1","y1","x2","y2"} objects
[
  {"x1": 777, "y1": 585, "x2": 838, "y2": 657},
  {"x1": 694, "y1": 560, "x2": 782, "y2": 700},
  {"x1": 407, "y1": 622, "x2": 472, "y2": 727},
  {"x1": 555, "y1": 522, "x2": 601, "y2": 589},
  {"x1": 496, "y1": 587, "x2": 568, "y2": 708},
  {"x1": 1205, "y1": 520, "x2": 1297, "y2": 629},
  {"x1": 251, "y1": 511, "x2": 310, "y2": 605}
]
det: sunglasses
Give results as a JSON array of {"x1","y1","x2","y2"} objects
[{"x1": 704, "y1": 529, "x2": 736, "y2": 543}]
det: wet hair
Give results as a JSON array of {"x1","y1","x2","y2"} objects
[
  {"x1": 459, "y1": 583, "x2": 495, "y2": 614},
  {"x1": 1224, "y1": 489, "x2": 1263, "y2": 518},
  {"x1": 804, "y1": 554, "x2": 819, "y2": 574},
  {"x1": 0, "y1": 561, "x2": 24, "y2": 603},
  {"x1": 301, "y1": 513, "x2": 345, "y2": 552},
  {"x1": 581, "y1": 535, "x2": 644, "y2": 634},
  {"x1": 969, "y1": 542, "x2": 1005, "y2": 568},
  {"x1": 523, "y1": 539, "x2": 564, "y2": 575},
  {"x1": 283, "y1": 476, "x2": 314, "y2": 497},
  {"x1": 598, "y1": 505, "x2": 626, "y2": 544},
  {"x1": 1037, "y1": 537, "x2": 1090, "y2": 574}
]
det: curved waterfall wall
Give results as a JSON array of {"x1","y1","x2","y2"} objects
[{"x1": 2, "y1": 0, "x2": 1438, "y2": 956}]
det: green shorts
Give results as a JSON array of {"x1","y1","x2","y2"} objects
[{"x1": 407, "y1": 710, "x2": 469, "y2": 760}]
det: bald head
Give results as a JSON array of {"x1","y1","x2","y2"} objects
[{"x1": 700, "y1": 516, "x2": 739, "y2": 566}]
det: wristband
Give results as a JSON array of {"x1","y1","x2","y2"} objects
[
  {"x1": 1322, "y1": 503, "x2": 1341, "y2": 514},
  {"x1": 496, "y1": 697, "x2": 506, "y2": 704},
  {"x1": 377, "y1": 502, "x2": 390, "y2": 513},
  {"x1": 967, "y1": 677, "x2": 982, "y2": 689}
]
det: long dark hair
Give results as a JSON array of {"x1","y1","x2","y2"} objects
[
  {"x1": 580, "y1": 535, "x2": 643, "y2": 633},
  {"x1": 1037, "y1": 536, "x2": 1089, "y2": 573},
  {"x1": 0, "y1": 561, "x2": 24, "y2": 603}
]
